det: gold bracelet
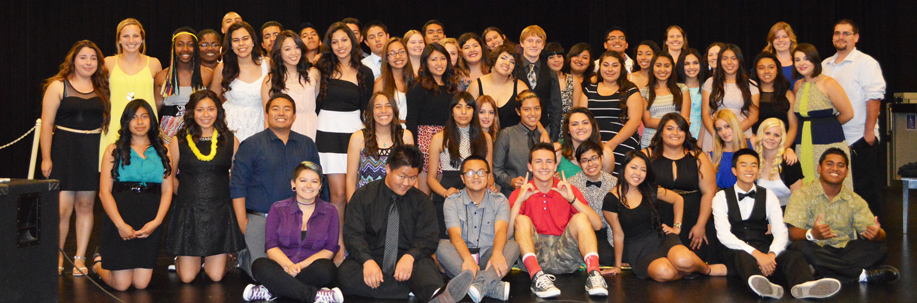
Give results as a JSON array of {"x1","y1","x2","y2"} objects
[{"x1": 673, "y1": 223, "x2": 682, "y2": 229}]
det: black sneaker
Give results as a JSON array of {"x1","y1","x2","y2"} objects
[
  {"x1": 530, "y1": 271, "x2": 560, "y2": 298},
  {"x1": 865, "y1": 265, "x2": 899, "y2": 284}
]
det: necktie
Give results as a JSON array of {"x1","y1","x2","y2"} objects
[
  {"x1": 382, "y1": 195, "x2": 400, "y2": 274},
  {"x1": 527, "y1": 128, "x2": 540, "y2": 149},
  {"x1": 527, "y1": 64, "x2": 537, "y2": 89},
  {"x1": 738, "y1": 190, "x2": 756, "y2": 200},
  {"x1": 586, "y1": 180, "x2": 602, "y2": 188}
]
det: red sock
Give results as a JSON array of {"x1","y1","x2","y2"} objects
[
  {"x1": 522, "y1": 253, "x2": 542, "y2": 278},
  {"x1": 584, "y1": 252, "x2": 599, "y2": 273}
]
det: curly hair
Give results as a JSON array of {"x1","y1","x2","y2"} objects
[{"x1": 43, "y1": 40, "x2": 111, "y2": 132}]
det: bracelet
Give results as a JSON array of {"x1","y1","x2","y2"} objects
[{"x1": 673, "y1": 223, "x2": 682, "y2": 229}]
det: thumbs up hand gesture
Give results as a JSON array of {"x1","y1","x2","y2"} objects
[
  {"x1": 860, "y1": 216, "x2": 882, "y2": 241},
  {"x1": 811, "y1": 214, "x2": 837, "y2": 240}
]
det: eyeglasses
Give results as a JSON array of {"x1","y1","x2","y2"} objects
[
  {"x1": 581, "y1": 155, "x2": 601, "y2": 164},
  {"x1": 199, "y1": 42, "x2": 220, "y2": 48},
  {"x1": 387, "y1": 50, "x2": 406, "y2": 57},
  {"x1": 463, "y1": 170, "x2": 488, "y2": 178}
]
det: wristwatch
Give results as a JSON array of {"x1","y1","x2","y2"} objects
[{"x1": 805, "y1": 229, "x2": 815, "y2": 241}]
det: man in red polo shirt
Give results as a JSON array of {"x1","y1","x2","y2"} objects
[{"x1": 508, "y1": 142, "x2": 607, "y2": 298}]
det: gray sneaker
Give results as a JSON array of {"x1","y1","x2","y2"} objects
[
  {"x1": 430, "y1": 270, "x2": 474, "y2": 303},
  {"x1": 791, "y1": 278, "x2": 841, "y2": 299},
  {"x1": 530, "y1": 271, "x2": 561, "y2": 298},
  {"x1": 748, "y1": 275, "x2": 784, "y2": 299},
  {"x1": 486, "y1": 281, "x2": 510, "y2": 301},
  {"x1": 585, "y1": 270, "x2": 608, "y2": 296}
]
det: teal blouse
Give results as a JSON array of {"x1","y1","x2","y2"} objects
[
  {"x1": 116, "y1": 147, "x2": 164, "y2": 184},
  {"x1": 557, "y1": 155, "x2": 583, "y2": 177}
]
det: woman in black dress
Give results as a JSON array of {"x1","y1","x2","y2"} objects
[
  {"x1": 577, "y1": 51, "x2": 643, "y2": 176},
  {"x1": 92, "y1": 99, "x2": 173, "y2": 291},
  {"x1": 40, "y1": 40, "x2": 110, "y2": 276},
  {"x1": 643, "y1": 113, "x2": 721, "y2": 263},
  {"x1": 602, "y1": 151, "x2": 726, "y2": 281},
  {"x1": 166, "y1": 90, "x2": 245, "y2": 283}
]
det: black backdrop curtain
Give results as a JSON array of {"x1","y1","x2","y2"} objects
[{"x1": 2, "y1": 0, "x2": 915, "y2": 178}]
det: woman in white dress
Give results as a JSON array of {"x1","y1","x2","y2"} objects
[{"x1": 211, "y1": 22, "x2": 270, "y2": 142}]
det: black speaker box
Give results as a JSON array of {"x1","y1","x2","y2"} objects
[{"x1": 0, "y1": 179, "x2": 59, "y2": 303}]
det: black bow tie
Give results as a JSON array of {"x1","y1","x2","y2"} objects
[
  {"x1": 738, "y1": 190, "x2": 756, "y2": 200},
  {"x1": 586, "y1": 180, "x2": 602, "y2": 188}
]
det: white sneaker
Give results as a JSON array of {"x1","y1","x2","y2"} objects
[
  {"x1": 486, "y1": 281, "x2": 510, "y2": 301},
  {"x1": 791, "y1": 278, "x2": 841, "y2": 299},
  {"x1": 314, "y1": 287, "x2": 343, "y2": 303},
  {"x1": 748, "y1": 275, "x2": 783, "y2": 299},
  {"x1": 585, "y1": 270, "x2": 608, "y2": 296},
  {"x1": 468, "y1": 285, "x2": 483, "y2": 303},
  {"x1": 242, "y1": 284, "x2": 274, "y2": 301},
  {"x1": 530, "y1": 271, "x2": 561, "y2": 298}
]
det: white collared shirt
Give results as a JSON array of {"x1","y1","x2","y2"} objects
[
  {"x1": 361, "y1": 53, "x2": 383, "y2": 80},
  {"x1": 822, "y1": 48, "x2": 886, "y2": 143},
  {"x1": 712, "y1": 185, "x2": 789, "y2": 256},
  {"x1": 594, "y1": 53, "x2": 634, "y2": 74}
]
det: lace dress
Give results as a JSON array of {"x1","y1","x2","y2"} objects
[{"x1": 223, "y1": 59, "x2": 269, "y2": 142}]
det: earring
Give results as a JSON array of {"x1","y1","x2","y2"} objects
[{"x1": 292, "y1": 187, "x2": 296, "y2": 191}]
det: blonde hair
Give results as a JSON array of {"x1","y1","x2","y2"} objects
[
  {"x1": 519, "y1": 25, "x2": 546, "y2": 42},
  {"x1": 754, "y1": 118, "x2": 787, "y2": 179},
  {"x1": 403, "y1": 30, "x2": 423, "y2": 45},
  {"x1": 762, "y1": 22, "x2": 797, "y2": 54},
  {"x1": 115, "y1": 18, "x2": 147, "y2": 54},
  {"x1": 711, "y1": 109, "x2": 747, "y2": 170},
  {"x1": 439, "y1": 38, "x2": 465, "y2": 75}
]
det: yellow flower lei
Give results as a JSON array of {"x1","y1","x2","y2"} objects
[{"x1": 187, "y1": 129, "x2": 218, "y2": 161}]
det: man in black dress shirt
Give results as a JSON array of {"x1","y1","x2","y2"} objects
[{"x1": 339, "y1": 145, "x2": 473, "y2": 302}]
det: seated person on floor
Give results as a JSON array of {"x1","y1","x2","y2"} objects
[
  {"x1": 436, "y1": 155, "x2": 519, "y2": 302},
  {"x1": 338, "y1": 145, "x2": 474, "y2": 303},
  {"x1": 508, "y1": 142, "x2": 608, "y2": 298},
  {"x1": 713, "y1": 148, "x2": 841, "y2": 299},
  {"x1": 567, "y1": 140, "x2": 619, "y2": 268},
  {"x1": 784, "y1": 147, "x2": 899, "y2": 284}
]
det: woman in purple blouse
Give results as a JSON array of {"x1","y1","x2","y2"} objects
[{"x1": 244, "y1": 161, "x2": 343, "y2": 303}]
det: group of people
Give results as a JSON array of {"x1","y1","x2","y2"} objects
[{"x1": 42, "y1": 11, "x2": 897, "y2": 303}]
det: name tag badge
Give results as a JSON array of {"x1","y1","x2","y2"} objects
[{"x1": 469, "y1": 247, "x2": 481, "y2": 264}]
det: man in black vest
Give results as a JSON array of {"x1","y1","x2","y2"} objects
[
  {"x1": 515, "y1": 25, "x2": 562, "y2": 141},
  {"x1": 712, "y1": 149, "x2": 841, "y2": 299}
]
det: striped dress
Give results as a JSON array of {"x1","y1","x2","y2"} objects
[
  {"x1": 316, "y1": 66, "x2": 374, "y2": 174},
  {"x1": 639, "y1": 83, "x2": 688, "y2": 148},
  {"x1": 584, "y1": 83, "x2": 641, "y2": 176}
]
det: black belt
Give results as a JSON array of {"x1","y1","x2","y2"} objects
[
  {"x1": 113, "y1": 182, "x2": 161, "y2": 193},
  {"x1": 246, "y1": 209, "x2": 268, "y2": 217}
]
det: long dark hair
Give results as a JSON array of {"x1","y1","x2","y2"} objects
[
  {"x1": 161, "y1": 27, "x2": 204, "y2": 99},
  {"x1": 614, "y1": 151, "x2": 664, "y2": 236},
  {"x1": 560, "y1": 108, "x2": 601, "y2": 161},
  {"x1": 269, "y1": 30, "x2": 312, "y2": 97},
  {"x1": 456, "y1": 32, "x2": 490, "y2": 75},
  {"x1": 646, "y1": 53, "x2": 684, "y2": 110},
  {"x1": 563, "y1": 42, "x2": 594, "y2": 80},
  {"x1": 750, "y1": 52, "x2": 791, "y2": 115},
  {"x1": 379, "y1": 38, "x2": 414, "y2": 95},
  {"x1": 111, "y1": 99, "x2": 171, "y2": 180},
  {"x1": 703, "y1": 42, "x2": 725, "y2": 76},
  {"x1": 43, "y1": 40, "x2": 111, "y2": 132},
  {"x1": 676, "y1": 48, "x2": 706, "y2": 84},
  {"x1": 316, "y1": 22, "x2": 367, "y2": 101},
  {"x1": 596, "y1": 51, "x2": 638, "y2": 122},
  {"x1": 362, "y1": 91, "x2": 405, "y2": 157},
  {"x1": 177, "y1": 90, "x2": 232, "y2": 146},
  {"x1": 649, "y1": 113, "x2": 704, "y2": 179},
  {"x1": 220, "y1": 22, "x2": 263, "y2": 97},
  {"x1": 417, "y1": 43, "x2": 459, "y2": 94},
  {"x1": 442, "y1": 92, "x2": 488, "y2": 168},
  {"x1": 709, "y1": 44, "x2": 754, "y2": 117},
  {"x1": 632, "y1": 40, "x2": 660, "y2": 72}
]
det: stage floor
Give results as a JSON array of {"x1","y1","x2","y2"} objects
[{"x1": 60, "y1": 187, "x2": 916, "y2": 303}]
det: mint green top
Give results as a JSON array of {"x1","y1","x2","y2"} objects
[
  {"x1": 557, "y1": 155, "x2": 582, "y2": 177},
  {"x1": 116, "y1": 147, "x2": 164, "y2": 184}
]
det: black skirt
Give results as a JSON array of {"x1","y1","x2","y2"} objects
[
  {"x1": 100, "y1": 188, "x2": 163, "y2": 270},
  {"x1": 624, "y1": 233, "x2": 682, "y2": 279},
  {"x1": 49, "y1": 130, "x2": 100, "y2": 191}
]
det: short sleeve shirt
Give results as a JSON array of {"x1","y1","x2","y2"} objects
[
  {"x1": 783, "y1": 181, "x2": 875, "y2": 248},
  {"x1": 508, "y1": 178, "x2": 586, "y2": 236}
]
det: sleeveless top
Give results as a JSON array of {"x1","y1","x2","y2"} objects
[
  {"x1": 688, "y1": 86, "x2": 703, "y2": 138},
  {"x1": 477, "y1": 78, "x2": 520, "y2": 128},
  {"x1": 58, "y1": 79, "x2": 104, "y2": 130},
  {"x1": 284, "y1": 73, "x2": 319, "y2": 139},
  {"x1": 176, "y1": 133, "x2": 233, "y2": 202},
  {"x1": 223, "y1": 59, "x2": 269, "y2": 141},
  {"x1": 103, "y1": 56, "x2": 157, "y2": 167},
  {"x1": 640, "y1": 84, "x2": 688, "y2": 148},
  {"x1": 753, "y1": 91, "x2": 790, "y2": 134},
  {"x1": 583, "y1": 83, "x2": 641, "y2": 143},
  {"x1": 223, "y1": 59, "x2": 269, "y2": 108},
  {"x1": 557, "y1": 74, "x2": 575, "y2": 139},
  {"x1": 439, "y1": 126, "x2": 472, "y2": 171},
  {"x1": 356, "y1": 129, "x2": 392, "y2": 189},
  {"x1": 116, "y1": 147, "x2": 164, "y2": 184},
  {"x1": 163, "y1": 86, "x2": 193, "y2": 107},
  {"x1": 161, "y1": 86, "x2": 194, "y2": 139}
]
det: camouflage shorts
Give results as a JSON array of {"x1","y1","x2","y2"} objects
[{"x1": 528, "y1": 226, "x2": 583, "y2": 274}]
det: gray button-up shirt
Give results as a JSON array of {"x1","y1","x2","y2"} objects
[
  {"x1": 493, "y1": 124, "x2": 544, "y2": 197},
  {"x1": 443, "y1": 189, "x2": 510, "y2": 249}
]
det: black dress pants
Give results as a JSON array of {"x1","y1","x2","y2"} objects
[
  {"x1": 789, "y1": 239, "x2": 887, "y2": 283},
  {"x1": 723, "y1": 248, "x2": 813, "y2": 288},
  {"x1": 850, "y1": 138, "x2": 884, "y2": 223},
  {"x1": 251, "y1": 257, "x2": 337, "y2": 302},
  {"x1": 337, "y1": 256, "x2": 444, "y2": 302}
]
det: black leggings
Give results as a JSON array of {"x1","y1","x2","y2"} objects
[{"x1": 251, "y1": 257, "x2": 337, "y2": 302}]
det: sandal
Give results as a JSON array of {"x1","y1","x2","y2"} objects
[
  {"x1": 88, "y1": 247, "x2": 101, "y2": 279},
  {"x1": 72, "y1": 256, "x2": 88, "y2": 277}
]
